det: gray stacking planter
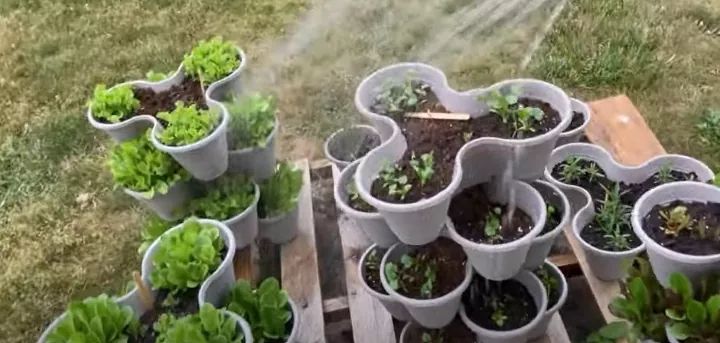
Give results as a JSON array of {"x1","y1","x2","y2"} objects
[
  {"x1": 528, "y1": 261, "x2": 569, "y2": 340},
  {"x1": 447, "y1": 180, "x2": 547, "y2": 281},
  {"x1": 124, "y1": 181, "x2": 191, "y2": 221},
  {"x1": 524, "y1": 180, "x2": 571, "y2": 269},
  {"x1": 460, "y1": 270, "x2": 548, "y2": 343},
  {"x1": 358, "y1": 245, "x2": 411, "y2": 321},
  {"x1": 545, "y1": 143, "x2": 713, "y2": 280},
  {"x1": 556, "y1": 98, "x2": 591, "y2": 146},
  {"x1": 632, "y1": 182, "x2": 720, "y2": 287},
  {"x1": 354, "y1": 63, "x2": 572, "y2": 245},
  {"x1": 223, "y1": 183, "x2": 260, "y2": 249},
  {"x1": 334, "y1": 160, "x2": 398, "y2": 247},
  {"x1": 227, "y1": 118, "x2": 278, "y2": 181},
  {"x1": 379, "y1": 241, "x2": 473, "y2": 328},
  {"x1": 259, "y1": 203, "x2": 300, "y2": 244},
  {"x1": 324, "y1": 125, "x2": 381, "y2": 170}
]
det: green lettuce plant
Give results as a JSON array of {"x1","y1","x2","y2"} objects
[
  {"x1": 189, "y1": 175, "x2": 257, "y2": 221},
  {"x1": 666, "y1": 273, "x2": 720, "y2": 342},
  {"x1": 483, "y1": 86, "x2": 545, "y2": 137},
  {"x1": 150, "y1": 219, "x2": 224, "y2": 294},
  {"x1": 225, "y1": 93, "x2": 277, "y2": 150},
  {"x1": 155, "y1": 303, "x2": 244, "y2": 343},
  {"x1": 46, "y1": 294, "x2": 139, "y2": 343},
  {"x1": 183, "y1": 37, "x2": 240, "y2": 85},
  {"x1": 224, "y1": 278, "x2": 292, "y2": 343},
  {"x1": 384, "y1": 253, "x2": 437, "y2": 298},
  {"x1": 108, "y1": 130, "x2": 189, "y2": 197},
  {"x1": 157, "y1": 102, "x2": 220, "y2": 146},
  {"x1": 88, "y1": 84, "x2": 139, "y2": 123},
  {"x1": 258, "y1": 162, "x2": 303, "y2": 218},
  {"x1": 138, "y1": 216, "x2": 179, "y2": 255},
  {"x1": 146, "y1": 70, "x2": 169, "y2": 82}
]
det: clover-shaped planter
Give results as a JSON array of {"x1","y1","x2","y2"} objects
[
  {"x1": 259, "y1": 203, "x2": 300, "y2": 244},
  {"x1": 556, "y1": 98, "x2": 591, "y2": 147},
  {"x1": 528, "y1": 261, "x2": 569, "y2": 340},
  {"x1": 523, "y1": 180, "x2": 572, "y2": 269},
  {"x1": 459, "y1": 270, "x2": 548, "y2": 343},
  {"x1": 379, "y1": 240, "x2": 473, "y2": 328},
  {"x1": 335, "y1": 160, "x2": 398, "y2": 248},
  {"x1": 632, "y1": 181, "x2": 720, "y2": 288},
  {"x1": 224, "y1": 183, "x2": 260, "y2": 250},
  {"x1": 354, "y1": 63, "x2": 571, "y2": 245},
  {"x1": 227, "y1": 118, "x2": 278, "y2": 181},
  {"x1": 124, "y1": 181, "x2": 191, "y2": 221},
  {"x1": 358, "y1": 244, "x2": 412, "y2": 321},
  {"x1": 447, "y1": 180, "x2": 546, "y2": 281},
  {"x1": 545, "y1": 143, "x2": 713, "y2": 281},
  {"x1": 324, "y1": 125, "x2": 381, "y2": 171}
]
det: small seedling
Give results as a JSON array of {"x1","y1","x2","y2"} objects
[
  {"x1": 346, "y1": 181, "x2": 374, "y2": 212},
  {"x1": 380, "y1": 163, "x2": 412, "y2": 200},
  {"x1": 514, "y1": 106, "x2": 545, "y2": 134},
  {"x1": 660, "y1": 206, "x2": 693, "y2": 237},
  {"x1": 463, "y1": 131, "x2": 473, "y2": 142},
  {"x1": 421, "y1": 332, "x2": 443, "y2": 343},
  {"x1": 384, "y1": 253, "x2": 438, "y2": 298},
  {"x1": 484, "y1": 86, "x2": 520, "y2": 123},
  {"x1": 88, "y1": 84, "x2": 139, "y2": 123},
  {"x1": 374, "y1": 76, "x2": 429, "y2": 116},
  {"x1": 534, "y1": 265, "x2": 559, "y2": 303},
  {"x1": 595, "y1": 183, "x2": 633, "y2": 251},
  {"x1": 365, "y1": 249, "x2": 381, "y2": 274},
  {"x1": 483, "y1": 86, "x2": 545, "y2": 137},
  {"x1": 558, "y1": 156, "x2": 585, "y2": 184},
  {"x1": 491, "y1": 307, "x2": 508, "y2": 327},
  {"x1": 484, "y1": 207, "x2": 503, "y2": 243},
  {"x1": 584, "y1": 162, "x2": 606, "y2": 183},
  {"x1": 485, "y1": 294, "x2": 509, "y2": 327},
  {"x1": 656, "y1": 163, "x2": 675, "y2": 184},
  {"x1": 410, "y1": 152, "x2": 435, "y2": 187}
]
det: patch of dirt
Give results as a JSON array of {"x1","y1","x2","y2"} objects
[
  {"x1": 361, "y1": 246, "x2": 387, "y2": 294},
  {"x1": 564, "y1": 111, "x2": 585, "y2": 132},
  {"x1": 642, "y1": 200, "x2": 720, "y2": 255},
  {"x1": 463, "y1": 275, "x2": 538, "y2": 331},
  {"x1": 133, "y1": 78, "x2": 207, "y2": 119},
  {"x1": 403, "y1": 316, "x2": 474, "y2": 342}
]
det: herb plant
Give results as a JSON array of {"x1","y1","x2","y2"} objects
[
  {"x1": 46, "y1": 294, "x2": 139, "y2": 343},
  {"x1": 189, "y1": 175, "x2": 256, "y2": 221},
  {"x1": 379, "y1": 163, "x2": 412, "y2": 200},
  {"x1": 483, "y1": 86, "x2": 545, "y2": 137},
  {"x1": 183, "y1": 37, "x2": 240, "y2": 85},
  {"x1": 484, "y1": 207, "x2": 503, "y2": 243},
  {"x1": 225, "y1": 93, "x2": 277, "y2": 150},
  {"x1": 374, "y1": 77, "x2": 429, "y2": 116},
  {"x1": 558, "y1": 157, "x2": 585, "y2": 184},
  {"x1": 108, "y1": 130, "x2": 190, "y2": 197},
  {"x1": 384, "y1": 253, "x2": 437, "y2": 298},
  {"x1": 88, "y1": 84, "x2": 139, "y2": 123},
  {"x1": 224, "y1": 278, "x2": 292, "y2": 343},
  {"x1": 594, "y1": 183, "x2": 633, "y2": 251},
  {"x1": 410, "y1": 152, "x2": 435, "y2": 187},
  {"x1": 155, "y1": 304, "x2": 244, "y2": 343},
  {"x1": 660, "y1": 206, "x2": 694, "y2": 237},
  {"x1": 422, "y1": 332, "x2": 444, "y2": 343},
  {"x1": 534, "y1": 264, "x2": 559, "y2": 305},
  {"x1": 656, "y1": 163, "x2": 675, "y2": 184},
  {"x1": 157, "y1": 102, "x2": 219, "y2": 146},
  {"x1": 258, "y1": 162, "x2": 303, "y2": 218},
  {"x1": 139, "y1": 216, "x2": 178, "y2": 255},
  {"x1": 150, "y1": 219, "x2": 224, "y2": 294}
]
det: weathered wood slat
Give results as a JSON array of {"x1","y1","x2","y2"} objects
[
  {"x1": 281, "y1": 159, "x2": 326, "y2": 343},
  {"x1": 537, "y1": 314, "x2": 572, "y2": 343},
  {"x1": 332, "y1": 165, "x2": 397, "y2": 343}
]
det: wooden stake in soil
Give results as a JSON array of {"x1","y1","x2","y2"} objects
[
  {"x1": 405, "y1": 112, "x2": 470, "y2": 121},
  {"x1": 133, "y1": 271, "x2": 154, "y2": 311}
]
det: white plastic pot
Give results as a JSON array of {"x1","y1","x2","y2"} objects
[
  {"x1": 227, "y1": 118, "x2": 278, "y2": 181},
  {"x1": 334, "y1": 160, "x2": 398, "y2": 248},
  {"x1": 324, "y1": 125, "x2": 381, "y2": 170},
  {"x1": 223, "y1": 183, "x2": 260, "y2": 249},
  {"x1": 447, "y1": 180, "x2": 547, "y2": 281},
  {"x1": 354, "y1": 63, "x2": 572, "y2": 246},
  {"x1": 259, "y1": 203, "x2": 300, "y2": 244},
  {"x1": 460, "y1": 270, "x2": 548, "y2": 343},
  {"x1": 379, "y1": 240, "x2": 473, "y2": 328},
  {"x1": 545, "y1": 143, "x2": 714, "y2": 281},
  {"x1": 524, "y1": 180, "x2": 571, "y2": 269},
  {"x1": 358, "y1": 245, "x2": 411, "y2": 321},
  {"x1": 556, "y1": 98, "x2": 591, "y2": 146},
  {"x1": 632, "y1": 182, "x2": 720, "y2": 287},
  {"x1": 124, "y1": 181, "x2": 191, "y2": 221},
  {"x1": 528, "y1": 261, "x2": 569, "y2": 340}
]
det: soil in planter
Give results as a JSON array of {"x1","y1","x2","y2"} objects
[
  {"x1": 448, "y1": 184, "x2": 534, "y2": 244},
  {"x1": 390, "y1": 237, "x2": 467, "y2": 299},
  {"x1": 471, "y1": 98, "x2": 562, "y2": 139},
  {"x1": 534, "y1": 264, "x2": 561, "y2": 308},
  {"x1": 346, "y1": 180, "x2": 376, "y2": 213},
  {"x1": 551, "y1": 158, "x2": 613, "y2": 201},
  {"x1": 541, "y1": 200, "x2": 563, "y2": 235},
  {"x1": 362, "y1": 247, "x2": 387, "y2": 294},
  {"x1": 463, "y1": 275, "x2": 538, "y2": 331},
  {"x1": 133, "y1": 78, "x2": 207, "y2": 119},
  {"x1": 642, "y1": 200, "x2": 720, "y2": 255},
  {"x1": 403, "y1": 316, "x2": 474, "y2": 343},
  {"x1": 563, "y1": 111, "x2": 585, "y2": 132},
  {"x1": 620, "y1": 170, "x2": 698, "y2": 204},
  {"x1": 330, "y1": 133, "x2": 381, "y2": 163}
]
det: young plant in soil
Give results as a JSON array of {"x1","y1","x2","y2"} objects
[
  {"x1": 45, "y1": 294, "x2": 140, "y2": 343},
  {"x1": 346, "y1": 180, "x2": 375, "y2": 212},
  {"x1": 665, "y1": 273, "x2": 720, "y2": 342},
  {"x1": 258, "y1": 162, "x2": 303, "y2": 218},
  {"x1": 383, "y1": 237, "x2": 466, "y2": 299},
  {"x1": 410, "y1": 152, "x2": 435, "y2": 187},
  {"x1": 462, "y1": 275, "x2": 537, "y2": 331},
  {"x1": 483, "y1": 86, "x2": 546, "y2": 138},
  {"x1": 533, "y1": 264, "x2": 560, "y2": 307},
  {"x1": 403, "y1": 317, "x2": 475, "y2": 343},
  {"x1": 564, "y1": 110, "x2": 585, "y2": 132},
  {"x1": 555, "y1": 156, "x2": 607, "y2": 185},
  {"x1": 88, "y1": 84, "x2": 140, "y2": 123},
  {"x1": 156, "y1": 102, "x2": 220, "y2": 146},
  {"x1": 362, "y1": 248, "x2": 386, "y2": 294},
  {"x1": 225, "y1": 93, "x2": 276, "y2": 150},
  {"x1": 183, "y1": 36, "x2": 241, "y2": 86},
  {"x1": 582, "y1": 183, "x2": 639, "y2": 252},
  {"x1": 188, "y1": 175, "x2": 256, "y2": 221},
  {"x1": 224, "y1": 277, "x2": 293, "y2": 343},
  {"x1": 108, "y1": 130, "x2": 190, "y2": 197},
  {"x1": 643, "y1": 200, "x2": 720, "y2": 255},
  {"x1": 372, "y1": 76, "x2": 430, "y2": 116},
  {"x1": 138, "y1": 216, "x2": 180, "y2": 255},
  {"x1": 541, "y1": 203, "x2": 562, "y2": 235},
  {"x1": 155, "y1": 303, "x2": 245, "y2": 343},
  {"x1": 378, "y1": 162, "x2": 412, "y2": 201}
]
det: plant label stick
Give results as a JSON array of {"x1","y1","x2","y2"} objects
[
  {"x1": 404, "y1": 112, "x2": 470, "y2": 120},
  {"x1": 133, "y1": 271, "x2": 154, "y2": 311}
]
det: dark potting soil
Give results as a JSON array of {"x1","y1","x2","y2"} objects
[
  {"x1": 463, "y1": 275, "x2": 538, "y2": 331},
  {"x1": 534, "y1": 264, "x2": 561, "y2": 308},
  {"x1": 448, "y1": 184, "x2": 535, "y2": 244},
  {"x1": 361, "y1": 247, "x2": 387, "y2": 294},
  {"x1": 542, "y1": 201, "x2": 563, "y2": 236},
  {"x1": 348, "y1": 196, "x2": 376, "y2": 213},
  {"x1": 331, "y1": 134, "x2": 381, "y2": 163},
  {"x1": 403, "y1": 316, "x2": 474, "y2": 343},
  {"x1": 472, "y1": 98, "x2": 563, "y2": 139},
  {"x1": 620, "y1": 170, "x2": 698, "y2": 204},
  {"x1": 564, "y1": 111, "x2": 585, "y2": 132},
  {"x1": 550, "y1": 158, "x2": 613, "y2": 202},
  {"x1": 642, "y1": 200, "x2": 720, "y2": 255},
  {"x1": 394, "y1": 237, "x2": 467, "y2": 299},
  {"x1": 133, "y1": 78, "x2": 207, "y2": 118}
]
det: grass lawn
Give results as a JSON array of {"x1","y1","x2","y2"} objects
[{"x1": 1, "y1": 0, "x2": 719, "y2": 341}]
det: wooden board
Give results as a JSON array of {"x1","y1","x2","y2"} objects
[
  {"x1": 281, "y1": 159, "x2": 326, "y2": 343},
  {"x1": 536, "y1": 314, "x2": 572, "y2": 343}
]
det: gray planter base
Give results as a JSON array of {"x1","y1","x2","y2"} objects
[{"x1": 259, "y1": 204, "x2": 300, "y2": 244}]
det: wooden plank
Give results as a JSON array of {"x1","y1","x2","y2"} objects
[
  {"x1": 548, "y1": 252, "x2": 578, "y2": 269},
  {"x1": 332, "y1": 165, "x2": 397, "y2": 343},
  {"x1": 586, "y1": 95, "x2": 666, "y2": 166},
  {"x1": 323, "y1": 296, "x2": 349, "y2": 313},
  {"x1": 541, "y1": 314, "x2": 572, "y2": 343},
  {"x1": 281, "y1": 159, "x2": 326, "y2": 343},
  {"x1": 232, "y1": 245, "x2": 257, "y2": 284}
]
